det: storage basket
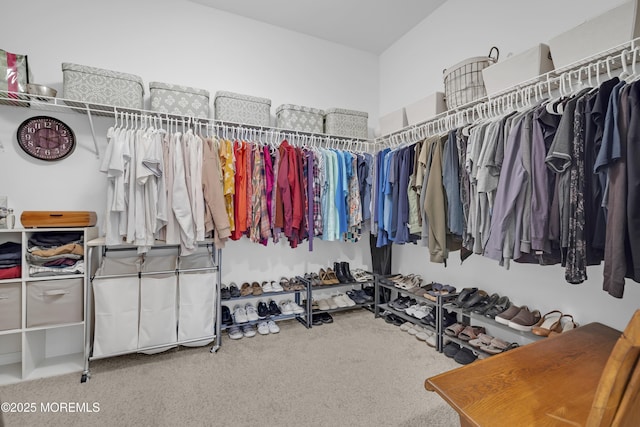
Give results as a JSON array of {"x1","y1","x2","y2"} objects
[
  {"x1": 324, "y1": 108, "x2": 369, "y2": 138},
  {"x1": 443, "y1": 47, "x2": 499, "y2": 110},
  {"x1": 149, "y1": 82, "x2": 210, "y2": 119},
  {"x1": 62, "y1": 62, "x2": 144, "y2": 114},
  {"x1": 214, "y1": 91, "x2": 271, "y2": 126},
  {"x1": 276, "y1": 104, "x2": 325, "y2": 133}
]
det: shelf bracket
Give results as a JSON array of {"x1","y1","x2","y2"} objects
[{"x1": 84, "y1": 104, "x2": 100, "y2": 159}]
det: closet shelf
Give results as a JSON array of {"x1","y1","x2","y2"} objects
[
  {"x1": 0, "y1": 91, "x2": 372, "y2": 143},
  {"x1": 376, "y1": 36, "x2": 640, "y2": 144}
]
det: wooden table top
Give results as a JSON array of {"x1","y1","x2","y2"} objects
[{"x1": 425, "y1": 322, "x2": 621, "y2": 427}]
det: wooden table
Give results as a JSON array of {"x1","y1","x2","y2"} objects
[{"x1": 425, "y1": 323, "x2": 621, "y2": 427}]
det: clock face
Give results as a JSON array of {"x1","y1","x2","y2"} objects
[{"x1": 16, "y1": 116, "x2": 76, "y2": 161}]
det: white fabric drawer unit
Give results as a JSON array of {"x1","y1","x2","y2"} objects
[
  {"x1": 214, "y1": 91, "x2": 271, "y2": 126},
  {"x1": 324, "y1": 108, "x2": 369, "y2": 139},
  {"x1": 26, "y1": 278, "x2": 83, "y2": 327},
  {"x1": 177, "y1": 250, "x2": 215, "y2": 345},
  {"x1": 0, "y1": 282, "x2": 21, "y2": 331},
  {"x1": 482, "y1": 44, "x2": 555, "y2": 97},
  {"x1": 275, "y1": 104, "x2": 325, "y2": 133},
  {"x1": 548, "y1": 0, "x2": 640, "y2": 69},
  {"x1": 149, "y1": 82, "x2": 210, "y2": 119},
  {"x1": 405, "y1": 92, "x2": 446, "y2": 125},
  {"x1": 62, "y1": 63, "x2": 144, "y2": 112}
]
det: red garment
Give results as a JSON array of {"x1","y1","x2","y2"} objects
[
  {"x1": 231, "y1": 141, "x2": 247, "y2": 240},
  {"x1": 0, "y1": 265, "x2": 21, "y2": 280},
  {"x1": 278, "y1": 141, "x2": 293, "y2": 236},
  {"x1": 287, "y1": 143, "x2": 302, "y2": 236}
]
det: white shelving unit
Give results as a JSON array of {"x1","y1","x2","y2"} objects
[{"x1": 0, "y1": 227, "x2": 97, "y2": 385}]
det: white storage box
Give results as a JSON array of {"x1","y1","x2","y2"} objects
[
  {"x1": 0, "y1": 283, "x2": 21, "y2": 331},
  {"x1": 324, "y1": 108, "x2": 369, "y2": 138},
  {"x1": 214, "y1": 91, "x2": 271, "y2": 126},
  {"x1": 62, "y1": 63, "x2": 144, "y2": 113},
  {"x1": 405, "y1": 93, "x2": 446, "y2": 126},
  {"x1": 26, "y1": 278, "x2": 83, "y2": 327},
  {"x1": 379, "y1": 108, "x2": 407, "y2": 136},
  {"x1": 482, "y1": 44, "x2": 555, "y2": 97},
  {"x1": 150, "y1": 82, "x2": 210, "y2": 119},
  {"x1": 276, "y1": 104, "x2": 325, "y2": 133},
  {"x1": 549, "y1": 0, "x2": 640, "y2": 69}
]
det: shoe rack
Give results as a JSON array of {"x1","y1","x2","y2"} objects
[
  {"x1": 374, "y1": 277, "x2": 445, "y2": 351},
  {"x1": 441, "y1": 296, "x2": 544, "y2": 358}
]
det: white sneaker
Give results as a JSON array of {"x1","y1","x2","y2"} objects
[
  {"x1": 245, "y1": 303, "x2": 259, "y2": 322},
  {"x1": 413, "y1": 305, "x2": 431, "y2": 320},
  {"x1": 326, "y1": 297, "x2": 338, "y2": 310},
  {"x1": 280, "y1": 301, "x2": 294, "y2": 315},
  {"x1": 289, "y1": 301, "x2": 305, "y2": 314},
  {"x1": 262, "y1": 281, "x2": 274, "y2": 293},
  {"x1": 257, "y1": 321, "x2": 270, "y2": 335},
  {"x1": 340, "y1": 293, "x2": 356, "y2": 307},
  {"x1": 233, "y1": 305, "x2": 248, "y2": 323},
  {"x1": 267, "y1": 320, "x2": 280, "y2": 333},
  {"x1": 270, "y1": 280, "x2": 284, "y2": 292},
  {"x1": 242, "y1": 324, "x2": 256, "y2": 338},
  {"x1": 332, "y1": 295, "x2": 348, "y2": 308}
]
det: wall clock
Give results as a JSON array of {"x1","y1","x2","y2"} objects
[{"x1": 16, "y1": 116, "x2": 76, "y2": 161}]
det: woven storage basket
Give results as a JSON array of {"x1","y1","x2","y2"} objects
[{"x1": 443, "y1": 47, "x2": 498, "y2": 109}]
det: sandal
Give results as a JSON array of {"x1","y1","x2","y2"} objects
[
  {"x1": 280, "y1": 277, "x2": 292, "y2": 291},
  {"x1": 458, "y1": 325, "x2": 486, "y2": 341},
  {"x1": 318, "y1": 268, "x2": 331, "y2": 285},
  {"x1": 468, "y1": 332, "x2": 494, "y2": 348},
  {"x1": 548, "y1": 314, "x2": 578, "y2": 337},
  {"x1": 531, "y1": 310, "x2": 563, "y2": 337},
  {"x1": 444, "y1": 322, "x2": 466, "y2": 337},
  {"x1": 481, "y1": 337, "x2": 513, "y2": 355}
]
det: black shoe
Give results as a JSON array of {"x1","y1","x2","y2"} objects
[
  {"x1": 268, "y1": 300, "x2": 281, "y2": 316},
  {"x1": 341, "y1": 262, "x2": 356, "y2": 282},
  {"x1": 312, "y1": 314, "x2": 324, "y2": 326},
  {"x1": 257, "y1": 301, "x2": 269, "y2": 319},
  {"x1": 220, "y1": 284, "x2": 231, "y2": 300},
  {"x1": 229, "y1": 282, "x2": 241, "y2": 298},
  {"x1": 334, "y1": 262, "x2": 348, "y2": 283},
  {"x1": 320, "y1": 312, "x2": 334, "y2": 323},
  {"x1": 221, "y1": 305, "x2": 233, "y2": 326},
  {"x1": 443, "y1": 342, "x2": 461, "y2": 358}
]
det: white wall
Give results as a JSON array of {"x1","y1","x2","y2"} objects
[
  {"x1": 0, "y1": 0, "x2": 378, "y2": 285},
  {"x1": 379, "y1": 0, "x2": 639, "y2": 331}
]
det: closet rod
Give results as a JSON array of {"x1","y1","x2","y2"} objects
[
  {"x1": 92, "y1": 266, "x2": 217, "y2": 281},
  {"x1": 376, "y1": 36, "x2": 640, "y2": 146}
]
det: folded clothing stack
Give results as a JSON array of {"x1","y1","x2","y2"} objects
[
  {"x1": 26, "y1": 231, "x2": 84, "y2": 277},
  {"x1": 0, "y1": 241, "x2": 21, "y2": 279}
]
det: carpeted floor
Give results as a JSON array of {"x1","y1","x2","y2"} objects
[{"x1": 0, "y1": 310, "x2": 460, "y2": 427}]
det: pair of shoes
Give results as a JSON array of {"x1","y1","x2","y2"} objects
[
  {"x1": 484, "y1": 295, "x2": 510, "y2": 319},
  {"x1": 316, "y1": 312, "x2": 333, "y2": 324},
  {"x1": 304, "y1": 272, "x2": 323, "y2": 287},
  {"x1": 239, "y1": 282, "x2": 253, "y2": 297},
  {"x1": 500, "y1": 306, "x2": 541, "y2": 332},
  {"x1": 444, "y1": 323, "x2": 466, "y2": 337},
  {"x1": 257, "y1": 320, "x2": 280, "y2": 334},
  {"x1": 245, "y1": 303, "x2": 260, "y2": 322},
  {"x1": 334, "y1": 261, "x2": 355, "y2": 283},
  {"x1": 228, "y1": 325, "x2": 243, "y2": 339},
  {"x1": 472, "y1": 293, "x2": 501, "y2": 315},
  {"x1": 351, "y1": 268, "x2": 374, "y2": 282},
  {"x1": 242, "y1": 324, "x2": 257, "y2": 338},
  {"x1": 384, "y1": 313, "x2": 404, "y2": 326},
  {"x1": 547, "y1": 314, "x2": 579, "y2": 337},
  {"x1": 424, "y1": 283, "x2": 456, "y2": 301},
  {"x1": 268, "y1": 300, "x2": 282, "y2": 316},
  {"x1": 346, "y1": 290, "x2": 366, "y2": 304},
  {"x1": 229, "y1": 282, "x2": 241, "y2": 298},
  {"x1": 479, "y1": 336, "x2": 519, "y2": 354},
  {"x1": 332, "y1": 293, "x2": 356, "y2": 308},
  {"x1": 221, "y1": 305, "x2": 233, "y2": 326},
  {"x1": 458, "y1": 325, "x2": 486, "y2": 341},
  {"x1": 262, "y1": 281, "x2": 284, "y2": 293},
  {"x1": 453, "y1": 287, "x2": 478, "y2": 307},
  {"x1": 443, "y1": 341, "x2": 478, "y2": 364},
  {"x1": 233, "y1": 305, "x2": 249, "y2": 323},
  {"x1": 220, "y1": 283, "x2": 231, "y2": 300},
  {"x1": 531, "y1": 310, "x2": 563, "y2": 336},
  {"x1": 318, "y1": 268, "x2": 340, "y2": 285},
  {"x1": 279, "y1": 300, "x2": 305, "y2": 315},
  {"x1": 257, "y1": 301, "x2": 270, "y2": 319}
]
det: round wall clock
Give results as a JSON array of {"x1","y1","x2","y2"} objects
[{"x1": 16, "y1": 116, "x2": 76, "y2": 161}]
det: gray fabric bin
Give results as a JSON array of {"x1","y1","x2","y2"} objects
[
  {"x1": 0, "y1": 283, "x2": 21, "y2": 331},
  {"x1": 214, "y1": 91, "x2": 271, "y2": 126},
  {"x1": 276, "y1": 104, "x2": 325, "y2": 133},
  {"x1": 324, "y1": 108, "x2": 369, "y2": 138},
  {"x1": 62, "y1": 62, "x2": 144, "y2": 113},
  {"x1": 149, "y1": 82, "x2": 210, "y2": 119},
  {"x1": 27, "y1": 278, "x2": 83, "y2": 327}
]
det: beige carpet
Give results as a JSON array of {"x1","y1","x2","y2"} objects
[{"x1": 0, "y1": 310, "x2": 460, "y2": 427}]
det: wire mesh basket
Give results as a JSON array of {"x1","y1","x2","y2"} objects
[{"x1": 443, "y1": 47, "x2": 499, "y2": 110}]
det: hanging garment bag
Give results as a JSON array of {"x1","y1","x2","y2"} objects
[
  {"x1": 92, "y1": 255, "x2": 141, "y2": 357},
  {"x1": 177, "y1": 248, "x2": 215, "y2": 346},
  {"x1": 138, "y1": 254, "x2": 178, "y2": 354}
]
